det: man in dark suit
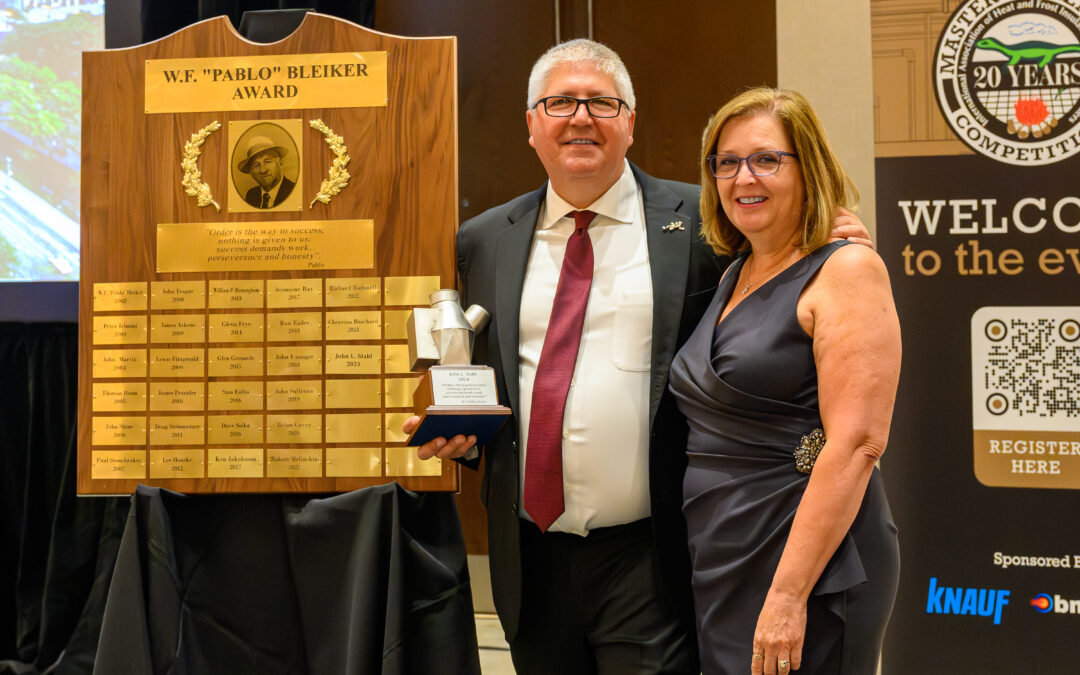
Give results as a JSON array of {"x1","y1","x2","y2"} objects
[
  {"x1": 407, "y1": 39, "x2": 868, "y2": 674},
  {"x1": 237, "y1": 136, "x2": 295, "y2": 208}
]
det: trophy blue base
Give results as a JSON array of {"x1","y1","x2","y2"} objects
[{"x1": 405, "y1": 407, "x2": 511, "y2": 447}]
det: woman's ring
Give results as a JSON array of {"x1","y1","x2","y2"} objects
[
  {"x1": 753, "y1": 653, "x2": 763, "y2": 661},
  {"x1": 778, "y1": 659, "x2": 790, "y2": 670}
]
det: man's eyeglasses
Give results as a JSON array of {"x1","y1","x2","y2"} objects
[
  {"x1": 706, "y1": 151, "x2": 799, "y2": 179},
  {"x1": 532, "y1": 96, "x2": 629, "y2": 118}
]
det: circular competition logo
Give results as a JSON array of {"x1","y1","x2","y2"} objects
[{"x1": 935, "y1": 0, "x2": 1080, "y2": 166}]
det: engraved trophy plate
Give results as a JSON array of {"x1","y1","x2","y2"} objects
[
  {"x1": 208, "y1": 449, "x2": 263, "y2": 478},
  {"x1": 150, "y1": 449, "x2": 205, "y2": 478}
]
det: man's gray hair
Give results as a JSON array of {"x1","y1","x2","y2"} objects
[{"x1": 526, "y1": 39, "x2": 635, "y2": 111}]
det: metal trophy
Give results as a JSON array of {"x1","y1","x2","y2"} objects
[{"x1": 405, "y1": 289, "x2": 510, "y2": 446}]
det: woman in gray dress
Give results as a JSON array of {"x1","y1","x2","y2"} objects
[{"x1": 668, "y1": 88, "x2": 901, "y2": 674}]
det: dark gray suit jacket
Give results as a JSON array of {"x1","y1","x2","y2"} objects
[{"x1": 456, "y1": 163, "x2": 728, "y2": 641}]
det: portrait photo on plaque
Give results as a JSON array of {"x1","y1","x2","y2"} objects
[{"x1": 228, "y1": 119, "x2": 303, "y2": 212}]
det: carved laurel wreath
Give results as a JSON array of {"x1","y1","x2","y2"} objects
[
  {"x1": 180, "y1": 121, "x2": 222, "y2": 211},
  {"x1": 308, "y1": 118, "x2": 351, "y2": 208}
]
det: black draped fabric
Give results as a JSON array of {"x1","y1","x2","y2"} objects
[
  {"x1": 0, "y1": 323, "x2": 129, "y2": 675},
  {"x1": 94, "y1": 485, "x2": 480, "y2": 675},
  {"x1": 668, "y1": 243, "x2": 900, "y2": 674}
]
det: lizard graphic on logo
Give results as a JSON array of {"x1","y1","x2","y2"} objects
[{"x1": 976, "y1": 37, "x2": 1080, "y2": 67}]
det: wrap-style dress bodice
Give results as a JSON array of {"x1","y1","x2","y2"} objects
[{"x1": 668, "y1": 241, "x2": 899, "y2": 674}]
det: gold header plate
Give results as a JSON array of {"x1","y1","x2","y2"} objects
[
  {"x1": 208, "y1": 314, "x2": 264, "y2": 343},
  {"x1": 92, "y1": 450, "x2": 147, "y2": 479},
  {"x1": 208, "y1": 449, "x2": 264, "y2": 478},
  {"x1": 386, "y1": 447, "x2": 442, "y2": 477},
  {"x1": 266, "y1": 414, "x2": 323, "y2": 444},
  {"x1": 150, "y1": 348, "x2": 205, "y2": 378},
  {"x1": 384, "y1": 378, "x2": 419, "y2": 409},
  {"x1": 207, "y1": 414, "x2": 264, "y2": 444},
  {"x1": 324, "y1": 378, "x2": 382, "y2": 409},
  {"x1": 267, "y1": 279, "x2": 323, "y2": 308},
  {"x1": 325, "y1": 277, "x2": 381, "y2": 307},
  {"x1": 144, "y1": 51, "x2": 388, "y2": 114},
  {"x1": 93, "y1": 315, "x2": 148, "y2": 345},
  {"x1": 150, "y1": 281, "x2": 206, "y2": 310},
  {"x1": 149, "y1": 449, "x2": 205, "y2": 479},
  {"x1": 157, "y1": 222, "x2": 374, "y2": 273},
  {"x1": 149, "y1": 415, "x2": 205, "y2": 445},
  {"x1": 325, "y1": 311, "x2": 381, "y2": 341},
  {"x1": 383, "y1": 276, "x2": 441, "y2": 307},
  {"x1": 208, "y1": 347, "x2": 263, "y2": 377},
  {"x1": 207, "y1": 381, "x2": 264, "y2": 410},
  {"x1": 91, "y1": 416, "x2": 146, "y2": 446},
  {"x1": 267, "y1": 346, "x2": 322, "y2": 376},
  {"x1": 384, "y1": 344, "x2": 412, "y2": 374},
  {"x1": 94, "y1": 282, "x2": 148, "y2": 312},
  {"x1": 266, "y1": 448, "x2": 323, "y2": 478},
  {"x1": 325, "y1": 413, "x2": 381, "y2": 443},
  {"x1": 92, "y1": 382, "x2": 147, "y2": 413},
  {"x1": 267, "y1": 380, "x2": 323, "y2": 410},
  {"x1": 149, "y1": 382, "x2": 205, "y2": 411},
  {"x1": 150, "y1": 315, "x2": 206, "y2": 344},
  {"x1": 209, "y1": 281, "x2": 265, "y2": 309},
  {"x1": 326, "y1": 346, "x2": 381, "y2": 375},
  {"x1": 92, "y1": 349, "x2": 147, "y2": 379},
  {"x1": 325, "y1": 447, "x2": 382, "y2": 477},
  {"x1": 267, "y1": 311, "x2": 323, "y2": 342}
]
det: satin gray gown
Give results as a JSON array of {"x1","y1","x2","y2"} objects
[{"x1": 668, "y1": 241, "x2": 899, "y2": 674}]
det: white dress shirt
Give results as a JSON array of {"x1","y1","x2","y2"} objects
[{"x1": 518, "y1": 160, "x2": 653, "y2": 535}]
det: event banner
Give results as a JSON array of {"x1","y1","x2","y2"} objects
[{"x1": 874, "y1": 1, "x2": 1079, "y2": 672}]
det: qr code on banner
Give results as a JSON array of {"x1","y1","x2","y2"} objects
[{"x1": 971, "y1": 307, "x2": 1080, "y2": 431}]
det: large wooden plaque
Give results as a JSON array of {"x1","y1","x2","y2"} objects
[{"x1": 79, "y1": 14, "x2": 458, "y2": 494}]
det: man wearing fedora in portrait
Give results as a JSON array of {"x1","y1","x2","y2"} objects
[{"x1": 238, "y1": 135, "x2": 296, "y2": 209}]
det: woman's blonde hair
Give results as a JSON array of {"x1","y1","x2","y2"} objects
[{"x1": 699, "y1": 87, "x2": 858, "y2": 257}]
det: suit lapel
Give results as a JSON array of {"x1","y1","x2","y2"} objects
[
  {"x1": 494, "y1": 187, "x2": 544, "y2": 415},
  {"x1": 632, "y1": 164, "x2": 693, "y2": 430}
]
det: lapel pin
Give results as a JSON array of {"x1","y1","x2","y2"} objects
[{"x1": 662, "y1": 221, "x2": 685, "y2": 232}]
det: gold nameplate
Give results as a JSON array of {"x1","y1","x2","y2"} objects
[
  {"x1": 267, "y1": 279, "x2": 323, "y2": 309},
  {"x1": 325, "y1": 346, "x2": 381, "y2": 375},
  {"x1": 208, "y1": 449, "x2": 263, "y2": 478},
  {"x1": 384, "y1": 344, "x2": 412, "y2": 374},
  {"x1": 207, "y1": 414, "x2": 263, "y2": 444},
  {"x1": 94, "y1": 282, "x2": 148, "y2": 312},
  {"x1": 384, "y1": 377, "x2": 419, "y2": 409},
  {"x1": 149, "y1": 449, "x2": 205, "y2": 479},
  {"x1": 207, "y1": 382, "x2": 264, "y2": 410},
  {"x1": 150, "y1": 348, "x2": 205, "y2": 378},
  {"x1": 267, "y1": 380, "x2": 323, "y2": 410},
  {"x1": 267, "y1": 311, "x2": 323, "y2": 342},
  {"x1": 266, "y1": 414, "x2": 322, "y2": 444},
  {"x1": 266, "y1": 449, "x2": 323, "y2": 478},
  {"x1": 325, "y1": 413, "x2": 381, "y2": 443},
  {"x1": 384, "y1": 412, "x2": 412, "y2": 443},
  {"x1": 208, "y1": 314, "x2": 264, "y2": 342},
  {"x1": 91, "y1": 416, "x2": 147, "y2": 446},
  {"x1": 383, "y1": 310, "x2": 412, "y2": 340},
  {"x1": 93, "y1": 383, "x2": 148, "y2": 412},
  {"x1": 157, "y1": 222, "x2": 374, "y2": 273},
  {"x1": 325, "y1": 447, "x2": 382, "y2": 477},
  {"x1": 384, "y1": 276, "x2": 441, "y2": 306},
  {"x1": 324, "y1": 378, "x2": 382, "y2": 409},
  {"x1": 148, "y1": 415, "x2": 205, "y2": 445},
  {"x1": 92, "y1": 349, "x2": 147, "y2": 378},
  {"x1": 209, "y1": 281, "x2": 264, "y2": 309},
  {"x1": 386, "y1": 448, "x2": 442, "y2": 477},
  {"x1": 267, "y1": 346, "x2": 322, "y2": 376},
  {"x1": 325, "y1": 311, "x2": 381, "y2": 341},
  {"x1": 150, "y1": 315, "x2": 206, "y2": 343},
  {"x1": 208, "y1": 347, "x2": 264, "y2": 377},
  {"x1": 325, "y1": 277, "x2": 382, "y2": 307},
  {"x1": 93, "y1": 315, "x2": 147, "y2": 345},
  {"x1": 144, "y1": 52, "x2": 388, "y2": 114},
  {"x1": 150, "y1": 281, "x2": 206, "y2": 309},
  {"x1": 149, "y1": 382, "x2": 205, "y2": 411},
  {"x1": 92, "y1": 450, "x2": 147, "y2": 479}
]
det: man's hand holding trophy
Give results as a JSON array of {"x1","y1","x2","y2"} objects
[{"x1": 403, "y1": 289, "x2": 510, "y2": 458}]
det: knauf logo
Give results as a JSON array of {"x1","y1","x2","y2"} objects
[{"x1": 926, "y1": 577, "x2": 1010, "y2": 625}]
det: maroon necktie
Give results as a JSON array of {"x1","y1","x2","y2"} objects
[{"x1": 523, "y1": 210, "x2": 596, "y2": 532}]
